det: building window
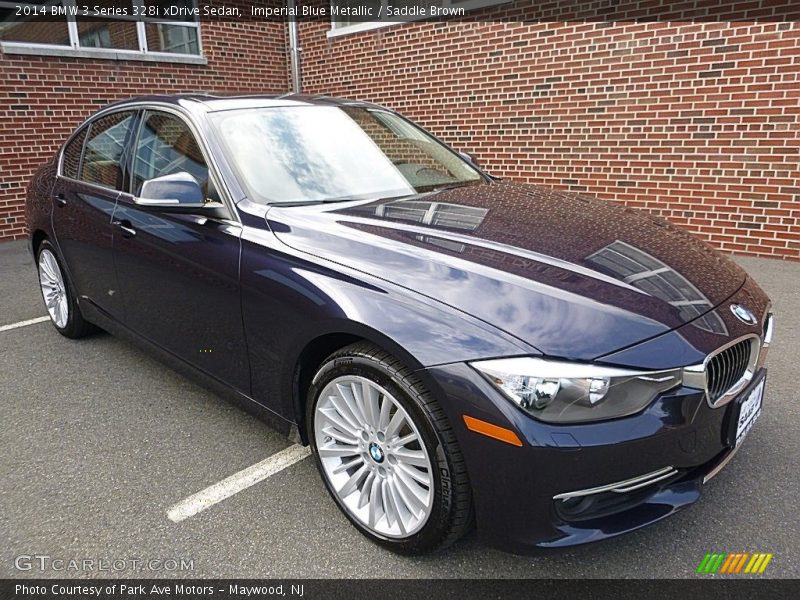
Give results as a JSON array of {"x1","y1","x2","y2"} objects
[
  {"x1": 329, "y1": 0, "x2": 511, "y2": 37},
  {"x1": 78, "y1": 25, "x2": 111, "y2": 49},
  {"x1": 146, "y1": 22, "x2": 199, "y2": 54},
  {"x1": 0, "y1": 0, "x2": 202, "y2": 61}
]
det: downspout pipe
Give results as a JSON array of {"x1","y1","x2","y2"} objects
[{"x1": 288, "y1": 1, "x2": 302, "y2": 93}]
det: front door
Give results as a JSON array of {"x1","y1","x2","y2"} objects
[{"x1": 112, "y1": 109, "x2": 249, "y2": 392}]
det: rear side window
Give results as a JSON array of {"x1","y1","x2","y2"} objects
[
  {"x1": 62, "y1": 127, "x2": 88, "y2": 179},
  {"x1": 80, "y1": 111, "x2": 137, "y2": 190}
]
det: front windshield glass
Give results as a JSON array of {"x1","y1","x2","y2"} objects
[{"x1": 210, "y1": 106, "x2": 483, "y2": 204}]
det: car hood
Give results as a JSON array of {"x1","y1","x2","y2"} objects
[{"x1": 267, "y1": 181, "x2": 746, "y2": 360}]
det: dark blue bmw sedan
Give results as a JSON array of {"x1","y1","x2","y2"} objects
[{"x1": 26, "y1": 94, "x2": 773, "y2": 554}]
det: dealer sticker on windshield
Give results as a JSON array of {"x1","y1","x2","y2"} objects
[{"x1": 736, "y1": 378, "x2": 764, "y2": 447}]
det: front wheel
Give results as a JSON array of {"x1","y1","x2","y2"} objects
[{"x1": 307, "y1": 342, "x2": 473, "y2": 554}]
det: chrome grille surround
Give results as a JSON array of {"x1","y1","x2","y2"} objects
[
  {"x1": 702, "y1": 334, "x2": 761, "y2": 408},
  {"x1": 763, "y1": 312, "x2": 775, "y2": 349}
]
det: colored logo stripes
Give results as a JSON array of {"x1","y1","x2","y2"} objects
[{"x1": 697, "y1": 552, "x2": 773, "y2": 574}]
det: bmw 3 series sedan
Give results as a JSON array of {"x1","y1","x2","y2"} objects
[{"x1": 26, "y1": 95, "x2": 773, "y2": 554}]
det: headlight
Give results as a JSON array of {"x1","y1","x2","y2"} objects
[{"x1": 471, "y1": 357, "x2": 683, "y2": 424}]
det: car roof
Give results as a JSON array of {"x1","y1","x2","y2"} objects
[{"x1": 103, "y1": 93, "x2": 382, "y2": 113}]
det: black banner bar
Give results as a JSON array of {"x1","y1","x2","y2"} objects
[
  {"x1": 2, "y1": 579, "x2": 799, "y2": 600},
  {"x1": 1, "y1": 0, "x2": 800, "y2": 23}
]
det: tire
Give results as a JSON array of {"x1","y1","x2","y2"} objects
[
  {"x1": 306, "y1": 341, "x2": 473, "y2": 554},
  {"x1": 36, "y1": 240, "x2": 95, "y2": 339}
]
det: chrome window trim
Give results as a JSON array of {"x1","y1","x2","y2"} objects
[
  {"x1": 55, "y1": 175, "x2": 125, "y2": 199},
  {"x1": 553, "y1": 466, "x2": 678, "y2": 501},
  {"x1": 57, "y1": 101, "x2": 240, "y2": 225}
]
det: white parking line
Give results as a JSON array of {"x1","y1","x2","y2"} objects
[
  {"x1": 167, "y1": 444, "x2": 311, "y2": 523},
  {"x1": 0, "y1": 316, "x2": 49, "y2": 333}
]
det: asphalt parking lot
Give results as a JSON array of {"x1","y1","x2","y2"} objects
[{"x1": 1, "y1": 239, "x2": 798, "y2": 579}]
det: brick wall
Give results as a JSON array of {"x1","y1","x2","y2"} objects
[
  {"x1": 3, "y1": 13, "x2": 800, "y2": 260},
  {"x1": 298, "y1": 19, "x2": 800, "y2": 260},
  {"x1": 0, "y1": 20, "x2": 288, "y2": 241}
]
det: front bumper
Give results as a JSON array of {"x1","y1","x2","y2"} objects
[{"x1": 423, "y1": 361, "x2": 765, "y2": 554}]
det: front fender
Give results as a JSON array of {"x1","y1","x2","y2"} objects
[{"x1": 239, "y1": 225, "x2": 535, "y2": 423}]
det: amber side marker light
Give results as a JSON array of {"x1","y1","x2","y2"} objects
[{"x1": 463, "y1": 415, "x2": 523, "y2": 447}]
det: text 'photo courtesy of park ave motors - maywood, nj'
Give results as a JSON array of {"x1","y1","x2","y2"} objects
[
  {"x1": 14, "y1": 583, "x2": 306, "y2": 598},
  {"x1": 1, "y1": 0, "x2": 799, "y2": 596}
]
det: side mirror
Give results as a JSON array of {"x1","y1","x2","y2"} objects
[
  {"x1": 459, "y1": 151, "x2": 480, "y2": 168},
  {"x1": 134, "y1": 172, "x2": 228, "y2": 219}
]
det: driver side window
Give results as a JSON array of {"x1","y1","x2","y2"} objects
[{"x1": 132, "y1": 111, "x2": 214, "y2": 200}]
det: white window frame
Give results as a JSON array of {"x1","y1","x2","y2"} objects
[
  {"x1": 156, "y1": 22, "x2": 198, "y2": 55},
  {"x1": 328, "y1": 0, "x2": 511, "y2": 38},
  {"x1": 0, "y1": 0, "x2": 205, "y2": 64}
]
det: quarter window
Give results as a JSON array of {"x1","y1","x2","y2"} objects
[
  {"x1": 61, "y1": 126, "x2": 88, "y2": 180},
  {"x1": 80, "y1": 111, "x2": 136, "y2": 190},
  {"x1": 132, "y1": 111, "x2": 209, "y2": 197}
]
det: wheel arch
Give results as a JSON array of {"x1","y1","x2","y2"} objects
[
  {"x1": 31, "y1": 229, "x2": 48, "y2": 257},
  {"x1": 290, "y1": 324, "x2": 431, "y2": 445}
]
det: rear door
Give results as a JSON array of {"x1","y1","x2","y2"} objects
[
  {"x1": 52, "y1": 110, "x2": 138, "y2": 318},
  {"x1": 111, "y1": 108, "x2": 249, "y2": 392}
]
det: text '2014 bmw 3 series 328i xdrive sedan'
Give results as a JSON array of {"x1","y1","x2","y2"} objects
[{"x1": 26, "y1": 95, "x2": 774, "y2": 555}]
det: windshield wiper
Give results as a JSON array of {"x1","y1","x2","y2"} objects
[
  {"x1": 271, "y1": 197, "x2": 368, "y2": 207},
  {"x1": 274, "y1": 191, "x2": 427, "y2": 207},
  {"x1": 272, "y1": 182, "x2": 484, "y2": 207},
  {"x1": 417, "y1": 181, "x2": 482, "y2": 194}
]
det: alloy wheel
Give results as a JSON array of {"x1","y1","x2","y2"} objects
[
  {"x1": 38, "y1": 248, "x2": 69, "y2": 329},
  {"x1": 313, "y1": 375, "x2": 434, "y2": 538}
]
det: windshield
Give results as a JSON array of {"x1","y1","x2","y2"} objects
[{"x1": 210, "y1": 106, "x2": 483, "y2": 204}]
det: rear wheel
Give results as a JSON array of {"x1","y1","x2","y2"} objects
[
  {"x1": 307, "y1": 342, "x2": 473, "y2": 554},
  {"x1": 37, "y1": 240, "x2": 94, "y2": 338}
]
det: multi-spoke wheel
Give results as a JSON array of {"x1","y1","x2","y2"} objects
[
  {"x1": 314, "y1": 375, "x2": 433, "y2": 538},
  {"x1": 36, "y1": 240, "x2": 94, "y2": 338},
  {"x1": 307, "y1": 342, "x2": 473, "y2": 554},
  {"x1": 39, "y1": 247, "x2": 68, "y2": 329}
]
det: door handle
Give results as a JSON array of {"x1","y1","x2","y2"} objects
[
  {"x1": 54, "y1": 193, "x2": 67, "y2": 207},
  {"x1": 112, "y1": 219, "x2": 136, "y2": 238}
]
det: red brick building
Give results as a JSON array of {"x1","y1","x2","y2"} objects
[
  {"x1": 2, "y1": 1, "x2": 799, "y2": 260},
  {"x1": 0, "y1": 2, "x2": 287, "y2": 241}
]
